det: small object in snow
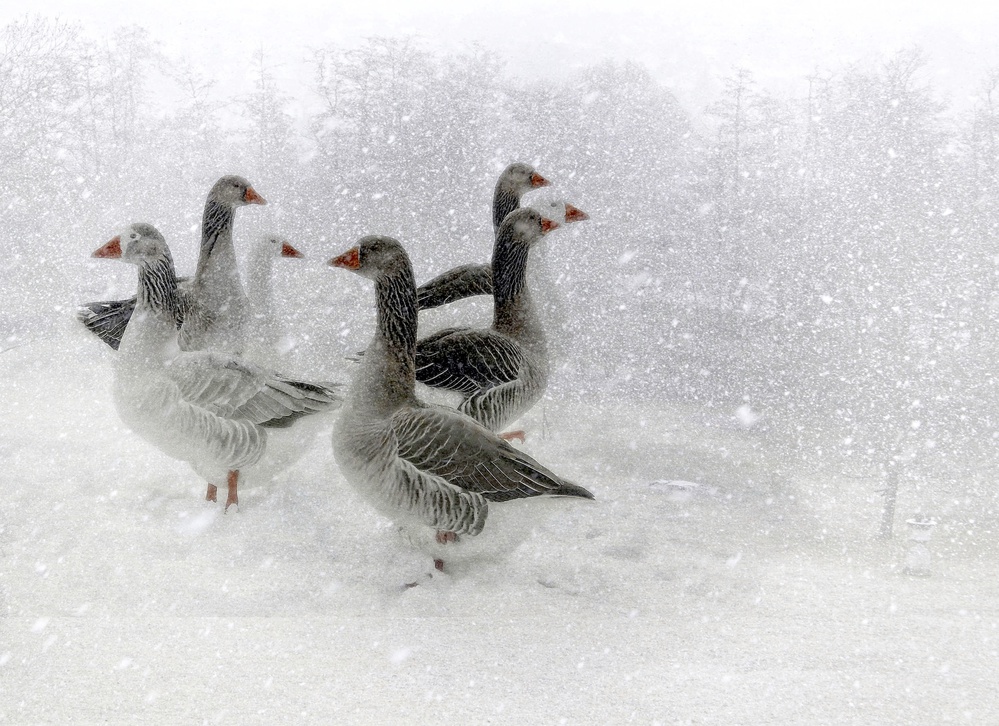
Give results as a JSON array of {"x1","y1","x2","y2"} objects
[
  {"x1": 649, "y1": 479, "x2": 702, "y2": 503},
  {"x1": 903, "y1": 516, "x2": 937, "y2": 577},
  {"x1": 905, "y1": 516, "x2": 937, "y2": 539}
]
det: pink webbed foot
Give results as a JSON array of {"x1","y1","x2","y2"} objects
[{"x1": 499, "y1": 430, "x2": 526, "y2": 443}]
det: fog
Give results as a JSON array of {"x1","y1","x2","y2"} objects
[{"x1": 2, "y1": 4, "x2": 998, "y2": 723}]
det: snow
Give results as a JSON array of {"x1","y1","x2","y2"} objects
[
  {"x1": 3, "y1": 7, "x2": 999, "y2": 720},
  {"x1": 2, "y1": 327, "x2": 997, "y2": 724}
]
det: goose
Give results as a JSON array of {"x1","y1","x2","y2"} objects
[
  {"x1": 91, "y1": 223, "x2": 341, "y2": 512},
  {"x1": 239, "y1": 234, "x2": 335, "y2": 485},
  {"x1": 416, "y1": 162, "x2": 550, "y2": 310},
  {"x1": 329, "y1": 236, "x2": 592, "y2": 572},
  {"x1": 413, "y1": 206, "x2": 586, "y2": 441},
  {"x1": 77, "y1": 174, "x2": 267, "y2": 353},
  {"x1": 243, "y1": 234, "x2": 305, "y2": 368}
]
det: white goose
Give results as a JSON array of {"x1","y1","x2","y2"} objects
[
  {"x1": 239, "y1": 234, "x2": 334, "y2": 484},
  {"x1": 329, "y1": 235, "x2": 592, "y2": 573},
  {"x1": 92, "y1": 223, "x2": 341, "y2": 511},
  {"x1": 243, "y1": 234, "x2": 305, "y2": 368}
]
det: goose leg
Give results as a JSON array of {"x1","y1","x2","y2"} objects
[
  {"x1": 434, "y1": 530, "x2": 459, "y2": 572},
  {"x1": 224, "y1": 470, "x2": 239, "y2": 512},
  {"x1": 499, "y1": 430, "x2": 526, "y2": 443},
  {"x1": 206, "y1": 484, "x2": 218, "y2": 502}
]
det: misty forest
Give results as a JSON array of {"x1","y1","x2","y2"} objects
[{"x1": 2, "y1": 13, "x2": 999, "y2": 724}]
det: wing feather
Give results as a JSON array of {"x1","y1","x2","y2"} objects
[
  {"x1": 415, "y1": 328, "x2": 525, "y2": 396},
  {"x1": 166, "y1": 352, "x2": 342, "y2": 427},
  {"x1": 76, "y1": 298, "x2": 136, "y2": 350},
  {"x1": 391, "y1": 404, "x2": 592, "y2": 503},
  {"x1": 416, "y1": 263, "x2": 493, "y2": 310}
]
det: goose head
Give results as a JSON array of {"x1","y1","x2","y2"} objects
[
  {"x1": 256, "y1": 234, "x2": 304, "y2": 259},
  {"x1": 209, "y1": 174, "x2": 267, "y2": 207},
  {"x1": 498, "y1": 162, "x2": 550, "y2": 196},
  {"x1": 526, "y1": 199, "x2": 590, "y2": 225},
  {"x1": 329, "y1": 235, "x2": 409, "y2": 281},
  {"x1": 497, "y1": 208, "x2": 560, "y2": 249},
  {"x1": 92, "y1": 223, "x2": 172, "y2": 266}
]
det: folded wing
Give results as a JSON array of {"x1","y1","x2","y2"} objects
[{"x1": 391, "y1": 404, "x2": 592, "y2": 503}]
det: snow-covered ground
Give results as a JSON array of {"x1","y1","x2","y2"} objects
[{"x1": 2, "y1": 324, "x2": 997, "y2": 724}]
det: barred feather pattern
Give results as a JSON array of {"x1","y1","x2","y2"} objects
[
  {"x1": 413, "y1": 327, "x2": 544, "y2": 433},
  {"x1": 491, "y1": 241, "x2": 531, "y2": 329},
  {"x1": 136, "y1": 244, "x2": 182, "y2": 321},
  {"x1": 114, "y1": 375, "x2": 265, "y2": 476},
  {"x1": 414, "y1": 328, "x2": 522, "y2": 396},
  {"x1": 390, "y1": 405, "x2": 586, "y2": 502},
  {"x1": 492, "y1": 186, "x2": 521, "y2": 231},
  {"x1": 333, "y1": 415, "x2": 487, "y2": 535},
  {"x1": 359, "y1": 264, "x2": 419, "y2": 412},
  {"x1": 376, "y1": 270, "x2": 418, "y2": 367},
  {"x1": 182, "y1": 197, "x2": 250, "y2": 353},
  {"x1": 195, "y1": 198, "x2": 236, "y2": 279},
  {"x1": 78, "y1": 272, "x2": 196, "y2": 350},
  {"x1": 457, "y1": 370, "x2": 544, "y2": 433},
  {"x1": 168, "y1": 355, "x2": 341, "y2": 427},
  {"x1": 78, "y1": 186, "x2": 242, "y2": 352},
  {"x1": 117, "y1": 348, "x2": 341, "y2": 482},
  {"x1": 76, "y1": 297, "x2": 136, "y2": 350}
]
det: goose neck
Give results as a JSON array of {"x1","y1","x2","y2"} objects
[
  {"x1": 492, "y1": 186, "x2": 521, "y2": 231},
  {"x1": 353, "y1": 267, "x2": 419, "y2": 415},
  {"x1": 195, "y1": 198, "x2": 237, "y2": 284}
]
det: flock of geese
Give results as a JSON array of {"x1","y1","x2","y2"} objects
[{"x1": 79, "y1": 164, "x2": 594, "y2": 573}]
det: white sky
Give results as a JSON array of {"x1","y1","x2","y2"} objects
[{"x1": 5, "y1": 0, "x2": 999, "y2": 112}]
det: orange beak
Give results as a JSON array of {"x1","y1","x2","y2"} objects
[
  {"x1": 92, "y1": 236, "x2": 122, "y2": 258},
  {"x1": 244, "y1": 187, "x2": 267, "y2": 205},
  {"x1": 530, "y1": 171, "x2": 551, "y2": 188},
  {"x1": 280, "y1": 242, "x2": 304, "y2": 259},
  {"x1": 330, "y1": 247, "x2": 360, "y2": 270},
  {"x1": 540, "y1": 218, "x2": 560, "y2": 235},
  {"x1": 564, "y1": 204, "x2": 589, "y2": 223}
]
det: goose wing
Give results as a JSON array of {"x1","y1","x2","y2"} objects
[
  {"x1": 77, "y1": 297, "x2": 136, "y2": 350},
  {"x1": 416, "y1": 263, "x2": 493, "y2": 310},
  {"x1": 415, "y1": 328, "x2": 524, "y2": 395},
  {"x1": 391, "y1": 404, "x2": 592, "y2": 503},
  {"x1": 166, "y1": 352, "x2": 342, "y2": 428}
]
